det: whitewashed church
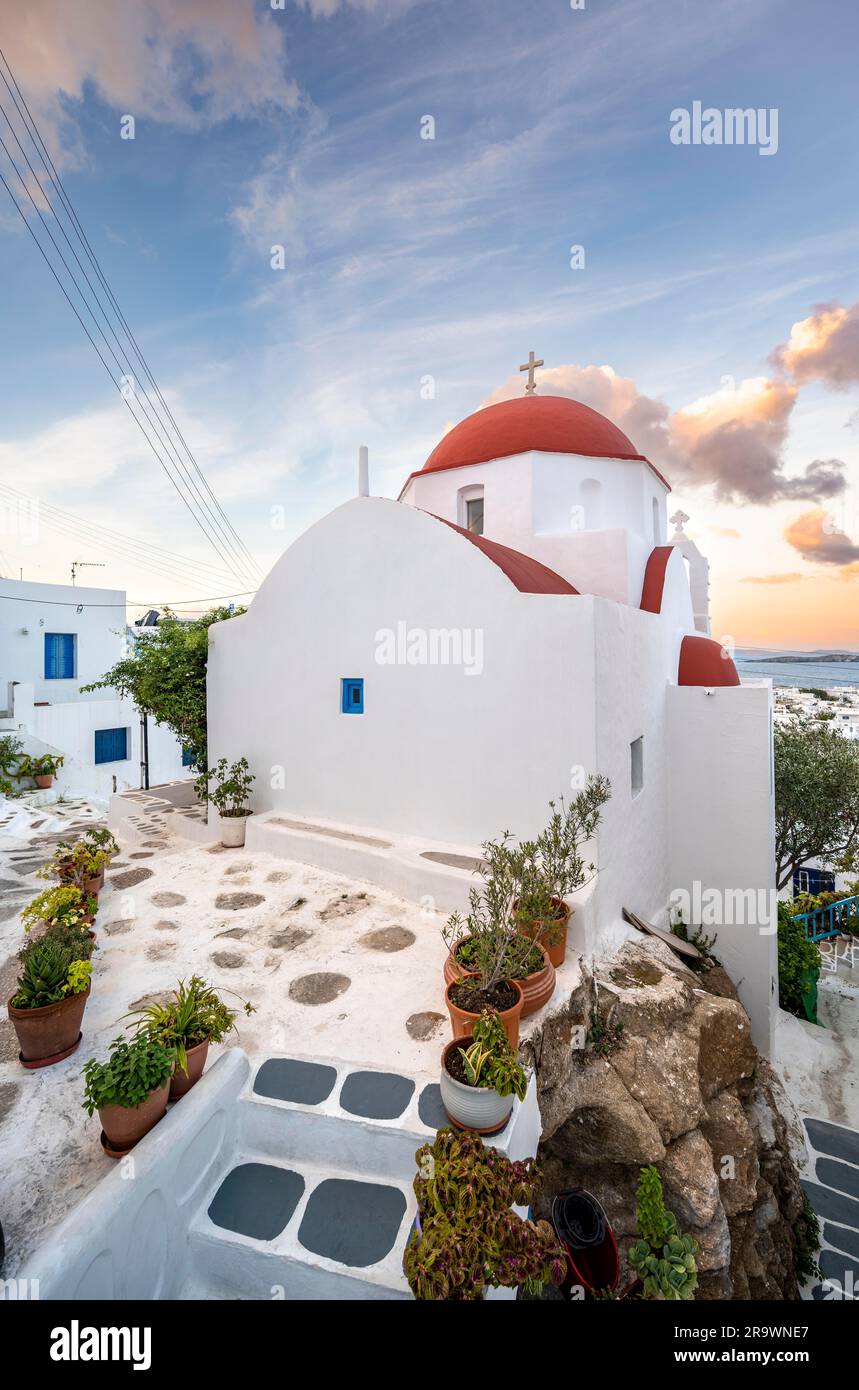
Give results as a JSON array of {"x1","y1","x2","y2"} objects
[{"x1": 208, "y1": 362, "x2": 777, "y2": 1051}]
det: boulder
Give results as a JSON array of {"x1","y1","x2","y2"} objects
[
  {"x1": 695, "y1": 994, "x2": 757, "y2": 1099},
  {"x1": 700, "y1": 1091, "x2": 760, "y2": 1217}
]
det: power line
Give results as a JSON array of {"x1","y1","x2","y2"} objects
[
  {"x1": 0, "y1": 131, "x2": 255, "y2": 590},
  {"x1": 0, "y1": 48, "x2": 263, "y2": 590},
  {"x1": 0, "y1": 480, "x2": 243, "y2": 589},
  {"x1": 0, "y1": 589, "x2": 255, "y2": 608}
]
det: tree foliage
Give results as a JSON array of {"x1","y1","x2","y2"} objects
[
  {"x1": 82, "y1": 606, "x2": 243, "y2": 772},
  {"x1": 774, "y1": 717, "x2": 859, "y2": 890}
]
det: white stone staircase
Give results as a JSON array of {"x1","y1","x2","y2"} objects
[{"x1": 17, "y1": 1048, "x2": 541, "y2": 1302}]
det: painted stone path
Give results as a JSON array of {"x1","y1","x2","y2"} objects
[{"x1": 803, "y1": 1117, "x2": 859, "y2": 1300}]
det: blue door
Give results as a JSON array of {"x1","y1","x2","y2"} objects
[
  {"x1": 44, "y1": 633, "x2": 76, "y2": 679},
  {"x1": 94, "y1": 727, "x2": 128, "y2": 764}
]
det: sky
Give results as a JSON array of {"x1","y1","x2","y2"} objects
[{"x1": 0, "y1": 0, "x2": 857, "y2": 649}]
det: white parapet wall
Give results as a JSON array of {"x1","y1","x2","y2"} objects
[
  {"x1": 667, "y1": 680, "x2": 778, "y2": 1056},
  {"x1": 15, "y1": 1049, "x2": 251, "y2": 1301}
]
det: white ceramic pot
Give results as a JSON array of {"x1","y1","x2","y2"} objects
[
  {"x1": 439, "y1": 1038, "x2": 514, "y2": 1135},
  {"x1": 219, "y1": 812, "x2": 250, "y2": 848}
]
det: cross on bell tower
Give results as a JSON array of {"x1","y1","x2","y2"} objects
[{"x1": 519, "y1": 350, "x2": 544, "y2": 395}]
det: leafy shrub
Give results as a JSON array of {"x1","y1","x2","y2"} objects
[
  {"x1": 404, "y1": 1128, "x2": 565, "y2": 1300},
  {"x1": 777, "y1": 901, "x2": 821, "y2": 1020},
  {"x1": 82, "y1": 1035, "x2": 173, "y2": 1114},
  {"x1": 195, "y1": 756, "x2": 255, "y2": 817}
]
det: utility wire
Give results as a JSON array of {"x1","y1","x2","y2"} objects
[
  {"x1": 0, "y1": 480, "x2": 243, "y2": 589},
  {"x1": 0, "y1": 48, "x2": 262, "y2": 589},
  {"x1": 0, "y1": 127, "x2": 255, "y2": 590},
  {"x1": 0, "y1": 590, "x2": 255, "y2": 608},
  {"x1": 0, "y1": 49, "x2": 262, "y2": 586}
]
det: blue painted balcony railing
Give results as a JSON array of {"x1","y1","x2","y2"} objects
[{"x1": 796, "y1": 894, "x2": 859, "y2": 943}]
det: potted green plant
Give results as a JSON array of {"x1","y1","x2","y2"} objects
[
  {"x1": 403, "y1": 1128, "x2": 565, "y2": 1300},
  {"x1": 515, "y1": 777, "x2": 611, "y2": 967},
  {"x1": 0, "y1": 734, "x2": 24, "y2": 797},
  {"x1": 82, "y1": 1034, "x2": 174, "y2": 1157},
  {"x1": 626, "y1": 1164, "x2": 699, "y2": 1300},
  {"x1": 18, "y1": 751, "x2": 65, "y2": 789},
  {"x1": 84, "y1": 826, "x2": 120, "y2": 859},
  {"x1": 440, "y1": 1008, "x2": 527, "y2": 1135},
  {"x1": 196, "y1": 756, "x2": 255, "y2": 847},
  {"x1": 126, "y1": 975, "x2": 255, "y2": 1098},
  {"x1": 22, "y1": 883, "x2": 98, "y2": 935},
  {"x1": 443, "y1": 857, "x2": 529, "y2": 1046},
  {"x1": 8, "y1": 934, "x2": 92, "y2": 1068},
  {"x1": 443, "y1": 832, "x2": 553, "y2": 1029},
  {"x1": 39, "y1": 840, "x2": 110, "y2": 896}
]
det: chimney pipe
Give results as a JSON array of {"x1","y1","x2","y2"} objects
[{"x1": 357, "y1": 445, "x2": 369, "y2": 497}]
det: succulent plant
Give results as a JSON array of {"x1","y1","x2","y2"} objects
[
  {"x1": 11, "y1": 937, "x2": 91, "y2": 1010},
  {"x1": 630, "y1": 1164, "x2": 699, "y2": 1300},
  {"x1": 404, "y1": 1128, "x2": 565, "y2": 1301}
]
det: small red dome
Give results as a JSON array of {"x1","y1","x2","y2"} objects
[
  {"x1": 421, "y1": 395, "x2": 647, "y2": 475},
  {"x1": 678, "y1": 635, "x2": 741, "y2": 687}
]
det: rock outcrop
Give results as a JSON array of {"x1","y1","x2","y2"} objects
[{"x1": 523, "y1": 937, "x2": 807, "y2": 1299}]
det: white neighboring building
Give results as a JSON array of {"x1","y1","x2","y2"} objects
[
  {"x1": 207, "y1": 390, "x2": 779, "y2": 1053},
  {"x1": 0, "y1": 577, "x2": 188, "y2": 805}
]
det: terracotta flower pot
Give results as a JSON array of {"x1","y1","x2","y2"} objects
[
  {"x1": 439, "y1": 1036, "x2": 514, "y2": 1135},
  {"x1": 511, "y1": 942, "x2": 556, "y2": 1018},
  {"x1": 98, "y1": 1080, "x2": 170, "y2": 1157},
  {"x1": 34, "y1": 774, "x2": 54, "y2": 789},
  {"x1": 444, "y1": 938, "x2": 556, "y2": 1018},
  {"x1": 7, "y1": 985, "x2": 90, "y2": 1068},
  {"x1": 446, "y1": 974, "x2": 523, "y2": 1049},
  {"x1": 169, "y1": 1039, "x2": 209, "y2": 1099},
  {"x1": 517, "y1": 898, "x2": 571, "y2": 968},
  {"x1": 84, "y1": 872, "x2": 104, "y2": 896}
]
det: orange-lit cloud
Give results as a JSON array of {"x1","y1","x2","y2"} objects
[
  {"x1": 0, "y1": 0, "x2": 297, "y2": 159},
  {"x1": 784, "y1": 509, "x2": 859, "y2": 568},
  {"x1": 741, "y1": 573, "x2": 804, "y2": 584},
  {"x1": 484, "y1": 365, "x2": 846, "y2": 505},
  {"x1": 772, "y1": 301, "x2": 859, "y2": 388}
]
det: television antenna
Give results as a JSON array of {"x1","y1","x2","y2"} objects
[{"x1": 70, "y1": 559, "x2": 106, "y2": 585}]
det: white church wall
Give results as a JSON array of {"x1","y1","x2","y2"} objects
[
  {"x1": 666, "y1": 681, "x2": 777, "y2": 1056},
  {"x1": 402, "y1": 452, "x2": 669, "y2": 607},
  {"x1": 585, "y1": 601, "x2": 675, "y2": 947},
  {"x1": 207, "y1": 497, "x2": 599, "y2": 847}
]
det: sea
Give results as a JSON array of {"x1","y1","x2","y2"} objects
[{"x1": 735, "y1": 658, "x2": 859, "y2": 690}]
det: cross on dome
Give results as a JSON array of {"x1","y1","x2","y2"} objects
[{"x1": 519, "y1": 350, "x2": 544, "y2": 395}]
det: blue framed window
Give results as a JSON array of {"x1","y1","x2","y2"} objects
[
  {"x1": 44, "y1": 633, "x2": 76, "y2": 680},
  {"x1": 181, "y1": 746, "x2": 195, "y2": 767},
  {"x1": 341, "y1": 678, "x2": 364, "y2": 714},
  {"x1": 94, "y1": 727, "x2": 128, "y2": 764}
]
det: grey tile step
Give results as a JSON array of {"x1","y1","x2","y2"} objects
[{"x1": 805, "y1": 1117, "x2": 859, "y2": 1167}]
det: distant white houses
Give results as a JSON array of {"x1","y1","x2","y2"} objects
[{"x1": 0, "y1": 578, "x2": 187, "y2": 806}]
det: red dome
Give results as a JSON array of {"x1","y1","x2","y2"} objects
[
  {"x1": 678, "y1": 635, "x2": 741, "y2": 687},
  {"x1": 421, "y1": 395, "x2": 647, "y2": 475}
]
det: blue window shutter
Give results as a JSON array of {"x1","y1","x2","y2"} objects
[
  {"x1": 94, "y1": 727, "x2": 128, "y2": 764},
  {"x1": 44, "y1": 633, "x2": 75, "y2": 679},
  {"x1": 341, "y1": 678, "x2": 364, "y2": 714}
]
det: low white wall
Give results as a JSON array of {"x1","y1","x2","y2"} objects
[
  {"x1": 15, "y1": 1050, "x2": 249, "y2": 1300},
  {"x1": 6, "y1": 684, "x2": 187, "y2": 804},
  {"x1": 667, "y1": 682, "x2": 777, "y2": 1055}
]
